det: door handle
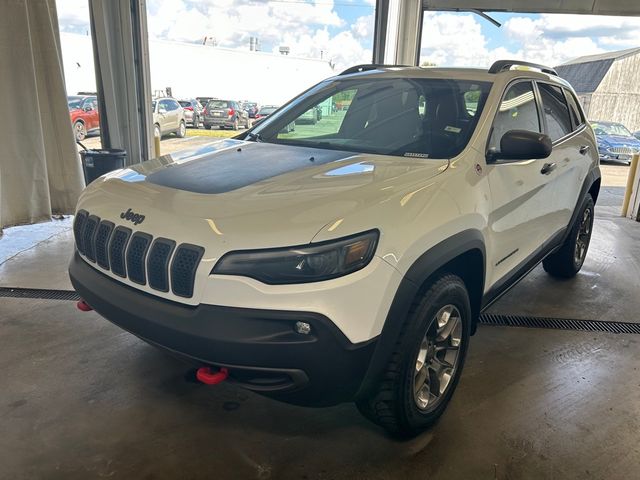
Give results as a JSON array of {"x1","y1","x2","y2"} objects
[
  {"x1": 579, "y1": 145, "x2": 590, "y2": 155},
  {"x1": 540, "y1": 162, "x2": 557, "y2": 175}
]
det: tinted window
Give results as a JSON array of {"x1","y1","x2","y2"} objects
[
  {"x1": 167, "y1": 100, "x2": 180, "y2": 111},
  {"x1": 178, "y1": 100, "x2": 191, "y2": 108},
  {"x1": 159, "y1": 99, "x2": 170, "y2": 111},
  {"x1": 208, "y1": 100, "x2": 230, "y2": 109},
  {"x1": 255, "y1": 78, "x2": 492, "y2": 158},
  {"x1": 564, "y1": 89, "x2": 584, "y2": 130},
  {"x1": 489, "y1": 81, "x2": 540, "y2": 151},
  {"x1": 538, "y1": 83, "x2": 572, "y2": 141},
  {"x1": 259, "y1": 107, "x2": 277, "y2": 115}
]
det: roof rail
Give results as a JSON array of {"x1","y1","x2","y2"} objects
[
  {"x1": 488, "y1": 60, "x2": 557, "y2": 76},
  {"x1": 339, "y1": 64, "x2": 411, "y2": 76}
]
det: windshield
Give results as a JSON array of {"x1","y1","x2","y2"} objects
[
  {"x1": 68, "y1": 97, "x2": 83, "y2": 109},
  {"x1": 252, "y1": 77, "x2": 492, "y2": 158},
  {"x1": 592, "y1": 122, "x2": 632, "y2": 137}
]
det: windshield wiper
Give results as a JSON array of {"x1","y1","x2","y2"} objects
[{"x1": 247, "y1": 132, "x2": 263, "y2": 142}]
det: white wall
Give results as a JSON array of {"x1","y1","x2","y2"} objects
[{"x1": 60, "y1": 32, "x2": 335, "y2": 105}]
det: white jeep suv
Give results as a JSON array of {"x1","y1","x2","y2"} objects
[{"x1": 69, "y1": 61, "x2": 600, "y2": 437}]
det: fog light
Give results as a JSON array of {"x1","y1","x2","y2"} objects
[{"x1": 295, "y1": 321, "x2": 311, "y2": 335}]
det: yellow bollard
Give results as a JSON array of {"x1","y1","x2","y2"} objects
[
  {"x1": 621, "y1": 153, "x2": 639, "y2": 217},
  {"x1": 154, "y1": 133, "x2": 161, "y2": 158}
]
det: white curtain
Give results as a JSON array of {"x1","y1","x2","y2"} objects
[{"x1": 0, "y1": 0, "x2": 84, "y2": 233}]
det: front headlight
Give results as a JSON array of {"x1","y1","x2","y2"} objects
[{"x1": 212, "y1": 230, "x2": 379, "y2": 284}]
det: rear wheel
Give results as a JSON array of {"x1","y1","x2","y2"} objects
[
  {"x1": 543, "y1": 194, "x2": 594, "y2": 278},
  {"x1": 74, "y1": 121, "x2": 86, "y2": 141},
  {"x1": 356, "y1": 274, "x2": 471, "y2": 437},
  {"x1": 193, "y1": 115, "x2": 200, "y2": 129},
  {"x1": 204, "y1": 124, "x2": 211, "y2": 130}
]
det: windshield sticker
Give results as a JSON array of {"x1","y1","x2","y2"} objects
[
  {"x1": 444, "y1": 126, "x2": 462, "y2": 133},
  {"x1": 404, "y1": 152, "x2": 429, "y2": 158}
]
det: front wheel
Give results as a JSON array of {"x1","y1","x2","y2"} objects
[
  {"x1": 356, "y1": 274, "x2": 471, "y2": 437},
  {"x1": 74, "y1": 121, "x2": 86, "y2": 141},
  {"x1": 176, "y1": 120, "x2": 186, "y2": 138},
  {"x1": 543, "y1": 194, "x2": 594, "y2": 278}
]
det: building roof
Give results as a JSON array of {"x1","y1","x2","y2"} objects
[
  {"x1": 559, "y1": 47, "x2": 640, "y2": 66},
  {"x1": 555, "y1": 46, "x2": 640, "y2": 94}
]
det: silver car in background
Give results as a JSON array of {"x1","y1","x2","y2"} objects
[{"x1": 152, "y1": 97, "x2": 186, "y2": 138}]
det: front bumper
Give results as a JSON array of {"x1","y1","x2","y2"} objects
[{"x1": 69, "y1": 252, "x2": 376, "y2": 406}]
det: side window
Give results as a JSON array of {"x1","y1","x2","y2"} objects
[
  {"x1": 538, "y1": 83, "x2": 572, "y2": 141},
  {"x1": 168, "y1": 100, "x2": 180, "y2": 111},
  {"x1": 488, "y1": 81, "x2": 540, "y2": 151},
  {"x1": 159, "y1": 99, "x2": 170, "y2": 111},
  {"x1": 564, "y1": 89, "x2": 585, "y2": 130}
]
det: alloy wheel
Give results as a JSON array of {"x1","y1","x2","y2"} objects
[
  {"x1": 413, "y1": 305, "x2": 463, "y2": 411},
  {"x1": 574, "y1": 207, "x2": 593, "y2": 267}
]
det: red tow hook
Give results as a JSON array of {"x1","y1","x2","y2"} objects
[
  {"x1": 76, "y1": 299, "x2": 93, "y2": 312},
  {"x1": 196, "y1": 366, "x2": 229, "y2": 385}
]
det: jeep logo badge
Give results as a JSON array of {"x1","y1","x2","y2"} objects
[{"x1": 120, "y1": 208, "x2": 145, "y2": 225}]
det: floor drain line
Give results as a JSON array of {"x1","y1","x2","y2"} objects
[
  {"x1": 0, "y1": 287, "x2": 80, "y2": 301},
  {"x1": 2, "y1": 287, "x2": 639, "y2": 335},
  {"x1": 479, "y1": 313, "x2": 640, "y2": 334}
]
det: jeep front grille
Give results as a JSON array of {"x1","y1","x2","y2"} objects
[{"x1": 72, "y1": 210, "x2": 203, "y2": 298}]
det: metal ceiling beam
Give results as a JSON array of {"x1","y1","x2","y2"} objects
[
  {"x1": 89, "y1": 0, "x2": 154, "y2": 165},
  {"x1": 423, "y1": 0, "x2": 640, "y2": 16}
]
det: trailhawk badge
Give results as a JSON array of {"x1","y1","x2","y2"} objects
[{"x1": 120, "y1": 208, "x2": 146, "y2": 225}]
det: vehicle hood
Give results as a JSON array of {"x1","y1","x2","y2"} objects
[
  {"x1": 78, "y1": 139, "x2": 449, "y2": 250},
  {"x1": 596, "y1": 134, "x2": 640, "y2": 148}
]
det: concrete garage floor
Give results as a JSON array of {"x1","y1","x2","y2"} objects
[{"x1": 1, "y1": 163, "x2": 640, "y2": 479}]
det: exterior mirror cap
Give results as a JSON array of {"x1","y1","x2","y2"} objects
[{"x1": 487, "y1": 130, "x2": 552, "y2": 162}]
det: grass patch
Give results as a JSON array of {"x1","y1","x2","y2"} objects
[{"x1": 186, "y1": 128, "x2": 239, "y2": 138}]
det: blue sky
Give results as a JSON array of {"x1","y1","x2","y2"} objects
[{"x1": 56, "y1": 1, "x2": 640, "y2": 70}]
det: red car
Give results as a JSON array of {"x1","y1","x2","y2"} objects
[{"x1": 68, "y1": 95, "x2": 99, "y2": 141}]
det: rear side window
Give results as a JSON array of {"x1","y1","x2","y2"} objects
[
  {"x1": 564, "y1": 89, "x2": 585, "y2": 130},
  {"x1": 488, "y1": 81, "x2": 540, "y2": 151},
  {"x1": 538, "y1": 83, "x2": 572, "y2": 141}
]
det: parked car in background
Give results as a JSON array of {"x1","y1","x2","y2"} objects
[
  {"x1": 152, "y1": 97, "x2": 186, "y2": 138},
  {"x1": 203, "y1": 100, "x2": 249, "y2": 130},
  {"x1": 68, "y1": 95, "x2": 99, "y2": 141},
  {"x1": 196, "y1": 97, "x2": 216, "y2": 109},
  {"x1": 252, "y1": 106, "x2": 294, "y2": 132},
  {"x1": 591, "y1": 120, "x2": 640, "y2": 165},
  {"x1": 295, "y1": 107, "x2": 319, "y2": 125},
  {"x1": 253, "y1": 105, "x2": 278, "y2": 124},
  {"x1": 242, "y1": 102, "x2": 259, "y2": 118},
  {"x1": 178, "y1": 99, "x2": 203, "y2": 128}
]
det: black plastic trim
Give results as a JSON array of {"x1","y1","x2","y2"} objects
[
  {"x1": 83, "y1": 215, "x2": 100, "y2": 263},
  {"x1": 170, "y1": 244, "x2": 204, "y2": 298},
  {"x1": 147, "y1": 238, "x2": 176, "y2": 292},
  {"x1": 95, "y1": 220, "x2": 115, "y2": 270},
  {"x1": 108, "y1": 226, "x2": 132, "y2": 278},
  {"x1": 73, "y1": 210, "x2": 89, "y2": 255},
  {"x1": 69, "y1": 252, "x2": 376, "y2": 406},
  {"x1": 126, "y1": 232, "x2": 153, "y2": 285}
]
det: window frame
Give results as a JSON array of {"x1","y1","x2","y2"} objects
[
  {"x1": 562, "y1": 87, "x2": 587, "y2": 132},
  {"x1": 534, "y1": 81, "x2": 575, "y2": 144},
  {"x1": 485, "y1": 79, "x2": 544, "y2": 163}
]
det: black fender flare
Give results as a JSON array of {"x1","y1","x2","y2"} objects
[
  {"x1": 356, "y1": 229, "x2": 485, "y2": 399},
  {"x1": 561, "y1": 165, "x2": 601, "y2": 244}
]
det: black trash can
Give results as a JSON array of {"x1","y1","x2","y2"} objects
[{"x1": 80, "y1": 148, "x2": 127, "y2": 185}]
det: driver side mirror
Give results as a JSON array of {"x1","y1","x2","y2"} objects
[
  {"x1": 83, "y1": 105, "x2": 93, "y2": 112},
  {"x1": 487, "y1": 130, "x2": 552, "y2": 162}
]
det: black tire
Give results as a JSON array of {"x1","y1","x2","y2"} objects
[
  {"x1": 543, "y1": 194, "x2": 594, "y2": 278},
  {"x1": 193, "y1": 115, "x2": 200, "y2": 129},
  {"x1": 204, "y1": 124, "x2": 211, "y2": 130},
  {"x1": 74, "y1": 121, "x2": 87, "y2": 141},
  {"x1": 356, "y1": 274, "x2": 471, "y2": 437},
  {"x1": 233, "y1": 119, "x2": 239, "y2": 131}
]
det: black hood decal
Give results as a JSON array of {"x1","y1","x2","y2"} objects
[{"x1": 145, "y1": 142, "x2": 355, "y2": 194}]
